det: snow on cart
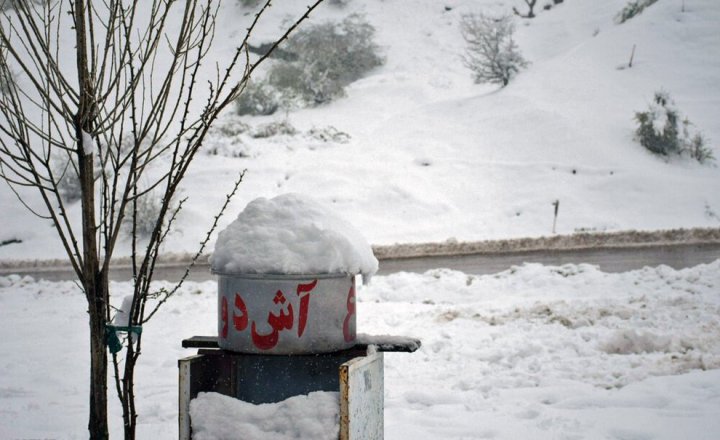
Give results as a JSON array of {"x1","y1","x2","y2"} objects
[{"x1": 178, "y1": 194, "x2": 420, "y2": 440}]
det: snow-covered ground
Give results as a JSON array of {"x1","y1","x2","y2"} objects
[
  {"x1": 2, "y1": 0, "x2": 720, "y2": 261},
  {"x1": 1, "y1": 260, "x2": 719, "y2": 439},
  {"x1": 2, "y1": 1, "x2": 719, "y2": 438}
]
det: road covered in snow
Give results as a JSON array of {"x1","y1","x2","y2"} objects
[{"x1": 1, "y1": 259, "x2": 719, "y2": 439}]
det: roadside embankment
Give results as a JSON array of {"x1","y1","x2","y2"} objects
[
  {"x1": 372, "y1": 227, "x2": 720, "y2": 259},
  {"x1": 1, "y1": 227, "x2": 719, "y2": 273}
]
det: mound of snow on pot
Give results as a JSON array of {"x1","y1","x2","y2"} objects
[
  {"x1": 190, "y1": 391, "x2": 339, "y2": 440},
  {"x1": 209, "y1": 193, "x2": 378, "y2": 278}
]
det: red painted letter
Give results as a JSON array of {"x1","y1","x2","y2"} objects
[
  {"x1": 296, "y1": 279, "x2": 318, "y2": 337},
  {"x1": 233, "y1": 293, "x2": 249, "y2": 331},
  {"x1": 221, "y1": 296, "x2": 229, "y2": 339},
  {"x1": 343, "y1": 280, "x2": 356, "y2": 343},
  {"x1": 251, "y1": 321, "x2": 280, "y2": 350}
]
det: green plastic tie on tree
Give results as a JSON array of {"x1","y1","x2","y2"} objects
[
  {"x1": 107, "y1": 324, "x2": 143, "y2": 335},
  {"x1": 105, "y1": 326, "x2": 123, "y2": 354},
  {"x1": 104, "y1": 324, "x2": 143, "y2": 354}
]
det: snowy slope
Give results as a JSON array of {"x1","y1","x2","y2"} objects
[{"x1": 1, "y1": 0, "x2": 719, "y2": 260}]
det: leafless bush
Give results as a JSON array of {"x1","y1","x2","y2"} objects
[
  {"x1": 634, "y1": 91, "x2": 714, "y2": 163},
  {"x1": 616, "y1": 0, "x2": 658, "y2": 24},
  {"x1": 237, "y1": 0, "x2": 262, "y2": 8},
  {"x1": 250, "y1": 119, "x2": 298, "y2": 138},
  {"x1": 0, "y1": 0, "x2": 46, "y2": 11},
  {"x1": 513, "y1": 0, "x2": 538, "y2": 18},
  {"x1": 235, "y1": 79, "x2": 280, "y2": 116},
  {"x1": 461, "y1": 13, "x2": 528, "y2": 87},
  {"x1": 122, "y1": 191, "x2": 164, "y2": 238},
  {"x1": 54, "y1": 158, "x2": 82, "y2": 203},
  {"x1": 275, "y1": 14, "x2": 383, "y2": 104},
  {"x1": 307, "y1": 126, "x2": 350, "y2": 143},
  {"x1": 237, "y1": 14, "x2": 383, "y2": 114}
]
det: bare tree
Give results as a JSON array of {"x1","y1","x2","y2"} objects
[
  {"x1": 0, "y1": 0, "x2": 323, "y2": 438},
  {"x1": 461, "y1": 13, "x2": 528, "y2": 87},
  {"x1": 513, "y1": 0, "x2": 538, "y2": 18}
]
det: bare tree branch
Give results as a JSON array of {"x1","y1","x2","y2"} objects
[{"x1": 0, "y1": 1, "x2": 326, "y2": 437}]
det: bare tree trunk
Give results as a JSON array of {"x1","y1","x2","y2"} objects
[
  {"x1": 78, "y1": 108, "x2": 108, "y2": 440},
  {"x1": 513, "y1": 0, "x2": 537, "y2": 18},
  {"x1": 526, "y1": 0, "x2": 537, "y2": 18},
  {"x1": 87, "y1": 276, "x2": 109, "y2": 440},
  {"x1": 122, "y1": 353, "x2": 138, "y2": 440},
  {"x1": 74, "y1": 0, "x2": 108, "y2": 437},
  {"x1": 0, "y1": 2, "x2": 324, "y2": 438}
]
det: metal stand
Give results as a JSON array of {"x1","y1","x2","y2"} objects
[{"x1": 179, "y1": 335, "x2": 420, "y2": 440}]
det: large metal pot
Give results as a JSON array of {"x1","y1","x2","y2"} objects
[{"x1": 215, "y1": 272, "x2": 357, "y2": 354}]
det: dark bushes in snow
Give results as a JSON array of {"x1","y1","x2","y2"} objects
[
  {"x1": 615, "y1": 0, "x2": 658, "y2": 24},
  {"x1": 235, "y1": 80, "x2": 279, "y2": 116},
  {"x1": 513, "y1": 0, "x2": 538, "y2": 19},
  {"x1": 235, "y1": 14, "x2": 383, "y2": 115},
  {"x1": 634, "y1": 91, "x2": 714, "y2": 164}
]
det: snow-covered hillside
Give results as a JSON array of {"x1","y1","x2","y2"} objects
[{"x1": 1, "y1": 0, "x2": 719, "y2": 260}]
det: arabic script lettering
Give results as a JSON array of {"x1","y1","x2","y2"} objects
[{"x1": 220, "y1": 279, "x2": 319, "y2": 350}]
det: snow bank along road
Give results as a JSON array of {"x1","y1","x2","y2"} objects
[
  {"x1": 1, "y1": 228, "x2": 718, "y2": 282},
  {"x1": 75, "y1": 241, "x2": 720, "y2": 282},
  {"x1": 1, "y1": 259, "x2": 719, "y2": 439},
  {"x1": 379, "y1": 241, "x2": 720, "y2": 276}
]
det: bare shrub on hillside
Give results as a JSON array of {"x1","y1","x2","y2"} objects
[
  {"x1": 250, "y1": 120, "x2": 298, "y2": 138},
  {"x1": 275, "y1": 14, "x2": 383, "y2": 104},
  {"x1": 513, "y1": 0, "x2": 538, "y2": 18},
  {"x1": 235, "y1": 79, "x2": 280, "y2": 116},
  {"x1": 616, "y1": 0, "x2": 658, "y2": 24},
  {"x1": 236, "y1": 14, "x2": 383, "y2": 114},
  {"x1": 0, "y1": 0, "x2": 46, "y2": 11},
  {"x1": 307, "y1": 126, "x2": 350, "y2": 143},
  {"x1": 683, "y1": 130, "x2": 714, "y2": 164},
  {"x1": 54, "y1": 158, "x2": 82, "y2": 203},
  {"x1": 122, "y1": 191, "x2": 164, "y2": 238},
  {"x1": 461, "y1": 13, "x2": 528, "y2": 87},
  {"x1": 634, "y1": 91, "x2": 715, "y2": 164},
  {"x1": 237, "y1": 0, "x2": 262, "y2": 8}
]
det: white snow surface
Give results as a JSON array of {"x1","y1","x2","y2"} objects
[
  {"x1": 1, "y1": 260, "x2": 719, "y2": 439},
  {"x1": 209, "y1": 193, "x2": 378, "y2": 278},
  {"x1": 81, "y1": 130, "x2": 94, "y2": 156},
  {"x1": 190, "y1": 391, "x2": 339, "y2": 440},
  {"x1": 2, "y1": 0, "x2": 719, "y2": 260},
  {"x1": 111, "y1": 295, "x2": 134, "y2": 327}
]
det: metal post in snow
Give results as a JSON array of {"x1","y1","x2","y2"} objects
[{"x1": 552, "y1": 200, "x2": 560, "y2": 234}]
